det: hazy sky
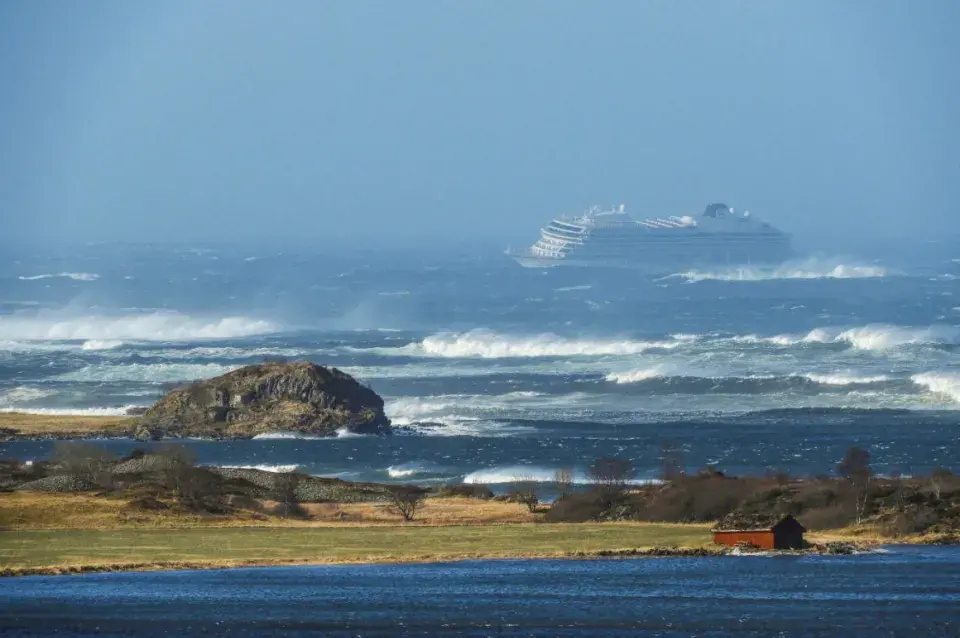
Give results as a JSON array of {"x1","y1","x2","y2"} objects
[{"x1": 1, "y1": 1, "x2": 958, "y2": 247}]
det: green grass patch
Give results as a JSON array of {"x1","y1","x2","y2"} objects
[{"x1": 0, "y1": 523, "x2": 711, "y2": 574}]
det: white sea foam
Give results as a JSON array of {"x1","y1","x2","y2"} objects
[
  {"x1": 386, "y1": 395, "x2": 540, "y2": 437},
  {"x1": 0, "y1": 386, "x2": 57, "y2": 406},
  {"x1": 664, "y1": 257, "x2": 890, "y2": 282},
  {"x1": 462, "y1": 465, "x2": 662, "y2": 485},
  {"x1": 605, "y1": 366, "x2": 671, "y2": 384},
  {"x1": 56, "y1": 362, "x2": 238, "y2": 383},
  {"x1": 219, "y1": 464, "x2": 300, "y2": 473},
  {"x1": 251, "y1": 432, "x2": 325, "y2": 440},
  {"x1": 554, "y1": 285, "x2": 593, "y2": 292},
  {"x1": 394, "y1": 329, "x2": 680, "y2": 358},
  {"x1": 801, "y1": 373, "x2": 890, "y2": 386},
  {"x1": 912, "y1": 372, "x2": 960, "y2": 404},
  {"x1": 81, "y1": 339, "x2": 125, "y2": 351},
  {"x1": 0, "y1": 311, "x2": 277, "y2": 342},
  {"x1": 733, "y1": 324, "x2": 959, "y2": 351},
  {"x1": 18, "y1": 272, "x2": 100, "y2": 281}
]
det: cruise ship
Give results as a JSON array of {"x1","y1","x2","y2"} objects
[{"x1": 507, "y1": 203, "x2": 793, "y2": 270}]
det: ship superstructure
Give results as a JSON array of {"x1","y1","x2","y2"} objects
[{"x1": 508, "y1": 203, "x2": 792, "y2": 269}]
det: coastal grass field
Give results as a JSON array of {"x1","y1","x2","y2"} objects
[
  {"x1": 0, "y1": 493, "x2": 715, "y2": 575},
  {"x1": 0, "y1": 523, "x2": 714, "y2": 575},
  {"x1": 0, "y1": 412, "x2": 135, "y2": 438}
]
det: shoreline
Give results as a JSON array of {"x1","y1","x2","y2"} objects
[
  {"x1": 1, "y1": 534, "x2": 896, "y2": 579},
  {"x1": 0, "y1": 413, "x2": 137, "y2": 441},
  {"x1": 0, "y1": 546, "x2": 731, "y2": 578}
]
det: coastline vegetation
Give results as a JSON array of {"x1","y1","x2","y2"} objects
[{"x1": 1, "y1": 431, "x2": 957, "y2": 577}]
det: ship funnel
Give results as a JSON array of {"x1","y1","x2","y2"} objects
[{"x1": 619, "y1": 204, "x2": 625, "y2": 213}]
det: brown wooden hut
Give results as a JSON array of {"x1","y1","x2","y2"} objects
[{"x1": 712, "y1": 513, "x2": 806, "y2": 550}]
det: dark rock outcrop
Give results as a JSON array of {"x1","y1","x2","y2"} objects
[{"x1": 135, "y1": 362, "x2": 391, "y2": 440}]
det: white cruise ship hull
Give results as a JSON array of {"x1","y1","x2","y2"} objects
[{"x1": 510, "y1": 203, "x2": 793, "y2": 272}]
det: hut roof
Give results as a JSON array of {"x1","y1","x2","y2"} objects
[{"x1": 713, "y1": 513, "x2": 805, "y2": 532}]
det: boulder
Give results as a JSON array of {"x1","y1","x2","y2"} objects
[{"x1": 135, "y1": 362, "x2": 391, "y2": 439}]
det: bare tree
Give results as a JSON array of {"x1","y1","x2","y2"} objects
[
  {"x1": 659, "y1": 440, "x2": 684, "y2": 481},
  {"x1": 50, "y1": 441, "x2": 115, "y2": 488},
  {"x1": 930, "y1": 468, "x2": 952, "y2": 500},
  {"x1": 510, "y1": 476, "x2": 540, "y2": 512},
  {"x1": 838, "y1": 446, "x2": 872, "y2": 525},
  {"x1": 389, "y1": 487, "x2": 425, "y2": 521},
  {"x1": 272, "y1": 472, "x2": 306, "y2": 518},
  {"x1": 588, "y1": 457, "x2": 634, "y2": 491},
  {"x1": 554, "y1": 467, "x2": 574, "y2": 499},
  {"x1": 153, "y1": 445, "x2": 223, "y2": 512}
]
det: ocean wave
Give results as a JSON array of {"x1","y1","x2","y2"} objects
[
  {"x1": 604, "y1": 369, "x2": 899, "y2": 394},
  {"x1": 462, "y1": 465, "x2": 662, "y2": 486},
  {"x1": 56, "y1": 362, "x2": 238, "y2": 383},
  {"x1": 801, "y1": 373, "x2": 891, "y2": 386},
  {"x1": 912, "y1": 372, "x2": 960, "y2": 404},
  {"x1": 0, "y1": 311, "x2": 277, "y2": 342},
  {"x1": 389, "y1": 329, "x2": 681, "y2": 358},
  {"x1": 81, "y1": 339, "x2": 125, "y2": 351},
  {"x1": 733, "y1": 324, "x2": 959, "y2": 351},
  {"x1": 17, "y1": 272, "x2": 100, "y2": 282},
  {"x1": 0, "y1": 386, "x2": 57, "y2": 407},
  {"x1": 554, "y1": 285, "x2": 593, "y2": 292},
  {"x1": 251, "y1": 432, "x2": 326, "y2": 440},
  {"x1": 219, "y1": 464, "x2": 300, "y2": 473},
  {"x1": 386, "y1": 395, "x2": 539, "y2": 437},
  {"x1": 663, "y1": 257, "x2": 890, "y2": 282}
]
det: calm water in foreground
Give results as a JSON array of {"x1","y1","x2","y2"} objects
[{"x1": 2, "y1": 546, "x2": 958, "y2": 637}]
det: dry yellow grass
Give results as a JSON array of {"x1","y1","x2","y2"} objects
[
  {"x1": 0, "y1": 492, "x2": 537, "y2": 530},
  {"x1": 0, "y1": 412, "x2": 135, "y2": 438},
  {"x1": 0, "y1": 492, "x2": 717, "y2": 576},
  {"x1": 0, "y1": 524, "x2": 715, "y2": 576}
]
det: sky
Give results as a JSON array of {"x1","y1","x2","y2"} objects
[{"x1": 1, "y1": 0, "x2": 958, "y2": 249}]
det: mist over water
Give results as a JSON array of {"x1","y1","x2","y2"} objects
[{"x1": 1, "y1": 243, "x2": 957, "y2": 482}]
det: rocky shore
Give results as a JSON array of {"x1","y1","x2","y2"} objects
[{"x1": 0, "y1": 362, "x2": 394, "y2": 441}]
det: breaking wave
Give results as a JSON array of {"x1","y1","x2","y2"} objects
[
  {"x1": 392, "y1": 329, "x2": 680, "y2": 358},
  {"x1": 0, "y1": 311, "x2": 277, "y2": 342},
  {"x1": 219, "y1": 464, "x2": 300, "y2": 473},
  {"x1": 81, "y1": 339, "x2": 125, "y2": 351},
  {"x1": 386, "y1": 395, "x2": 540, "y2": 437},
  {"x1": 251, "y1": 432, "x2": 325, "y2": 440},
  {"x1": 462, "y1": 465, "x2": 662, "y2": 485},
  {"x1": 604, "y1": 369, "x2": 900, "y2": 394},
  {"x1": 0, "y1": 386, "x2": 57, "y2": 407},
  {"x1": 18, "y1": 272, "x2": 100, "y2": 282},
  {"x1": 664, "y1": 258, "x2": 890, "y2": 282},
  {"x1": 734, "y1": 324, "x2": 959, "y2": 351},
  {"x1": 56, "y1": 362, "x2": 238, "y2": 383},
  {"x1": 912, "y1": 373, "x2": 960, "y2": 404}
]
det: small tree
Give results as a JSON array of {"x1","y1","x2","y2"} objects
[
  {"x1": 554, "y1": 467, "x2": 574, "y2": 499},
  {"x1": 510, "y1": 477, "x2": 540, "y2": 513},
  {"x1": 272, "y1": 472, "x2": 306, "y2": 518},
  {"x1": 838, "y1": 446, "x2": 872, "y2": 525},
  {"x1": 50, "y1": 441, "x2": 115, "y2": 489},
  {"x1": 930, "y1": 468, "x2": 952, "y2": 500},
  {"x1": 588, "y1": 457, "x2": 634, "y2": 491},
  {"x1": 390, "y1": 487, "x2": 425, "y2": 521},
  {"x1": 154, "y1": 444, "x2": 223, "y2": 512},
  {"x1": 659, "y1": 440, "x2": 684, "y2": 481}
]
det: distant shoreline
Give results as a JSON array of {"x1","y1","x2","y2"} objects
[{"x1": 0, "y1": 413, "x2": 137, "y2": 441}]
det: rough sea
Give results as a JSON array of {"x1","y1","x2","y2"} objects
[
  {"x1": 1, "y1": 242, "x2": 958, "y2": 482},
  {"x1": 3, "y1": 548, "x2": 959, "y2": 636}
]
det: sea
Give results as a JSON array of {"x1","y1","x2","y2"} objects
[
  {"x1": 1, "y1": 242, "x2": 959, "y2": 634},
  {"x1": 2, "y1": 548, "x2": 959, "y2": 636},
  {"x1": 0, "y1": 242, "x2": 958, "y2": 482}
]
